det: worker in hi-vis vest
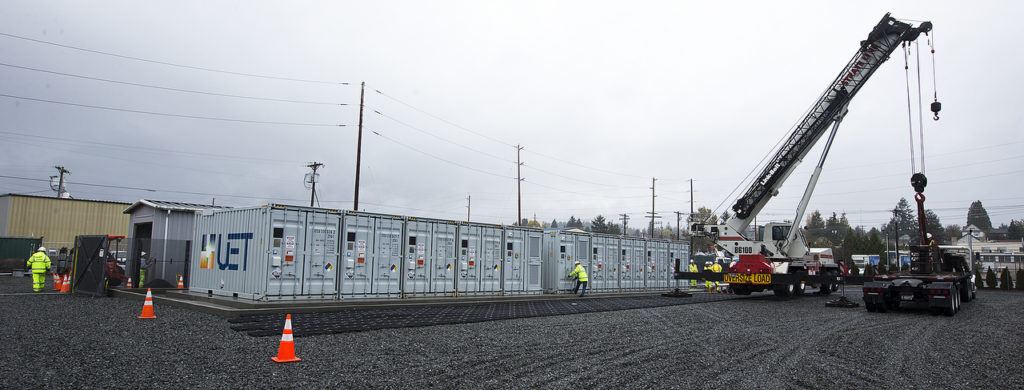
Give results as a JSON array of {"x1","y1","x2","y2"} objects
[
  {"x1": 568, "y1": 260, "x2": 589, "y2": 297},
  {"x1": 27, "y1": 247, "x2": 52, "y2": 292},
  {"x1": 688, "y1": 260, "x2": 699, "y2": 287},
  {"x1": 710, "y1": 261, "x2": 723, "y2": 292}
]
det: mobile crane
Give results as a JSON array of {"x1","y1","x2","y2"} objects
[{"x1": 676, "y1": 13, "x2": 935, "y2": 297}]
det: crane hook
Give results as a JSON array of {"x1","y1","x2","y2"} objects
[{"x1": 930, "y1": 99, "x2": 941, "y2": 121}]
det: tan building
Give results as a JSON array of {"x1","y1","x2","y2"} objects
[{"x1": 0, "y1": 194, "x2": 130, "y2": 250}]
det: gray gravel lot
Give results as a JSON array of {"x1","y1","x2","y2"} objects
[{"x1": 1, "y1": 275, "x2": 1021, "y2": 389}]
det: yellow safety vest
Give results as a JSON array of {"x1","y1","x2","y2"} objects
[
  {"x1": 27, "y1": 251, "x2": 51, "y2": 273},
  {"x1": 569, "y1": 264, "x2": 589, "y2": 282}
]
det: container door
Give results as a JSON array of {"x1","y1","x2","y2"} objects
[
  {"x1": 372, "y1": 217, "x2": 403, "y2": 296},
  {"x1": 576, "y1": 235, "x2": 591, "y2": 290},
  {"x1": 526, "y1": 231, "x2": 543, "y2": 291},
  {"x1": 302, "y1": 211, "x2": 340, "y2": 298},
  {"x1": 479, "y1": 227, "x2": 503, "y2": 293},
  {"x1": 559, "y1": 235, "x2": 577, "y2": 292},
  {"x1": 431, "y1": 223, "x2": 458, "y2": 295},
  {"x1": 340, "y1": 214, "x2": 373, "y2": 297},
  {"x1": 458, "y1": 225, "x2": 481, "y2": 294},
  {"x1": 404, "y1": 221, "x2": 432, "y2": 296},
  {"x1": 592, "y1": 238, "x2": 606, "y2": 290},
  {"x1": 608, "y1": 237, "x2": 621, "y2": 291},
  {"x1": 503, "y1": 229, "x2": 525, "y2": 294},
  {"x1": 268, "y1": 209, "x2": 305, "y2": 298}
]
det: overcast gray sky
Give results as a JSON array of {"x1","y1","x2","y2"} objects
[{"x1": 1, "y1": 1, "x2": 1021, "y2": 230}]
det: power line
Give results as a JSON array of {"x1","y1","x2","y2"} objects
[
  {"x1": 0, "y1": 93, "x2": 345, "y2": 127},
  {"x1": 0, "y1": 130, "x2": 303, "y2": 164},
  {"x1": 373, "y1": 87, "x2": 516, "y2": 147},
  {"x1": 372, "y1": 109, "x2": 514, "y2": 163},
  {"x1": 0, "y1": 31, "x2": 348, "y2": 85},
  {"x1": 368, "y1": 129, "x2": 515, "y2": 180},
  {"x1": 0, "y1": 62, "x2": 346, "y2": 105},
  {"x1": 374, "y1": 86, "x2": 648, "y2": 180}
]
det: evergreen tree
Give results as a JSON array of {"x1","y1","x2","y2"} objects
[
  {"x1": 877, "y1": 261, "x2": 888, "y2": 275},
  {"x1": 865, "y1": 264, "x2": 876, "y2": 277},
  {"x1": 607, "y1": 222, "x2": 622, "y2": 235},
  {"x1": 590, "y1": 215, "x2": 609, "y2": 234},
  {"x1": 850, "y1": 263, "x2": 861, "y2": 276},
  {"x1": 925, "y1": 210, "x2": 944, "y2": 243},
  {"x1": 1000, "y1": 268, "x2": 1012, "y2": 290},
  {"x1": 966, "y1": 201, "x2": 993, "y2": 233},
  {"x1": 882, "y1": 198, "x2": 918, "y2": 244},
  {"x1": 550, "y1": 219, "x2": 559, "y2": 229},
  {"x1": 975, "y1": 269, "x2": 984, "y2": 288},
  {"x1": 944, "y1": 224, "x2": 962, "y2": 243},
  {"x1": 1008, "y1": 220, "x2": 1024, "y2": 240},
  {"x1": 1016, "y1": 268, "x2": 1024, "y2": 291},
  {"x1": 985, "y1": 267, "x2": 997, "y2": 289}
]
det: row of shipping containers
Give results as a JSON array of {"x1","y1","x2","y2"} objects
[{"x1": 189, "y1": 204, "x2": 689, "y2": 301}]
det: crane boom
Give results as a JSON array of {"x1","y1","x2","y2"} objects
[{"x1": 726, "y1": 14, "x2": 930, "y2": 234}]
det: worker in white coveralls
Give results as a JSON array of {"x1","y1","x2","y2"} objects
[{"x1": 26, "y1": 247, "x2": 51, "y2": 292}]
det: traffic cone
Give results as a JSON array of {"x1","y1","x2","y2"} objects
[
  {"x1": 53, "y1": 273, "x2": 62, "y2": 291},
  {"x1": 138, "y1": 289, "x2": 156, "y2": 319},
  {"x1": 126, "y1": 277, "x2": 133, "y2": 289},
  {"x1": 60, "y1": 274, "x2": 71, "y2": 294},
  {"x1": 176, "y1": 274, "x2": 185, "y2": 289},
  {"x1": 271, "y1": 314, "x2": 301, "y2": 363}
]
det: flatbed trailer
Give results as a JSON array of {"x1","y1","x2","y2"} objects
[
  {"x1": 672, "y1": 269, "x2": 875, "y2": 295},
  {"x1": 862, "y1": 272, "x2": 974, "y2": 316}
]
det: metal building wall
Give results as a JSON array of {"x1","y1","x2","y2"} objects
[
  {"x1": 0, "y1": 196, "x2": 11, "y2": 236},
  {"x1": 1, "y1": 195, "x2": 129, "y2": 249}
]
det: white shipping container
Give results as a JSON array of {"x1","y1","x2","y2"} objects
[{"x1": 189, "y1": 205, "x2": 342, "y2": 301}]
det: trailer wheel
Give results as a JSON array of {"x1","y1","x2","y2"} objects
[
  {"x1": 875, "y1": 298, "x2": 888, "y2": 313},
  {"x1": 865, "y1": 302, "x2": 877, "y2": 312}
]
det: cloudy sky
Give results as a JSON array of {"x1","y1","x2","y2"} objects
[{"x1": 1, "y1": 1, "x2": 1021, "y2": 231}]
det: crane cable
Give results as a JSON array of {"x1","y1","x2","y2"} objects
[
  {"x1": 916, "y1": 40, "x2": 926, "y2": 174},
  {"x1": 903, "y1": 42, "x2": 917, "y2": 175}
]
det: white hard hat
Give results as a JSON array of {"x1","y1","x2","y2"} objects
[
  {"x1": 574, "y1": 260, "x2": 581, "y2": 265},
  {"x1": 38, "y1": 246, "x2": 46, "y2": 252},
  {"x1": 926, "y1": 233, "x2": 933, "y2": 239},
  {"x1": 141, "y1": 251, "x2": 147, "y2": 256}
]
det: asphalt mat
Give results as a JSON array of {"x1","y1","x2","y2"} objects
[{"x1": 229, "y1": 292, "x2": 772, "y2": 337}]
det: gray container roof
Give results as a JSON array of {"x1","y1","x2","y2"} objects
[{"x1": 123, "y1": 199, "x2": 230, "y2": 214}]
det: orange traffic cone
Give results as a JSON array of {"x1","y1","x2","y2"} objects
[
  {"x1": 53, "y1": 273, "x2": 62, "y2": 291},
  {"x1": 176, "y1": 274, "x2": 185, "y2": 289},
  {"x1": 60, "y1": 274, "x2": 71, "y2": 294},
  {"x1": 271, "y1": 314, "x2": 301, "y2": 363},
  {"x1": 126, "y1": 277, "x2": 133, "y2": 289},
  {"x1": 138, "y1": 289, "x2": 156, "y2": 319}
]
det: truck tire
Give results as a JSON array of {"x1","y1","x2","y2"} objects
[
  {"x1": 773, "y1": 283, "x2": 793, "y2": 297},
  {"x1": 960, "y1": 283, "x2": 972, "y2": 303},
  {"x1": 943, "y1": 289, "x2": 959, "y2": 316},
  {"x1": 793, "y1": 280, "x2": 806, "y2": 296},
  {"x1": 866, "y1": 302, "x2": 877, "y2": 312}
]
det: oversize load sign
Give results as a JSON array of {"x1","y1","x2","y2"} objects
[{"x1": 723, "y1": 273, "x2": 772, "y2": 285}]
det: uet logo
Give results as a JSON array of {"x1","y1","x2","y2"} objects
[{"x1": 200, "y1": 233, "x2": 254, "y2": 271}]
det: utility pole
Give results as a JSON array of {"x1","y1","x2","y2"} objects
[
  {"x1": 353, "y1": 81, "x2": 365, "y2": 211},
  {"x1": 516, "y1": 144, "x2": 524, "y2": 226},
  {"x1": 51, "y1": 165, "x2": 70, "y2": 198},
  {"x1": 306, "y1": 162, "x2": 324, "y2": 207},
  {"x1": 892, "y1": 207, "x2": 899, "y2": 271},
  {"x1": 674, "y1": 211, "x2": 684, "y2": 240},
  {"x1": 466, "y1": 194, "x2": 471, "y2": 222},
  {"x1": 619, "y1": 213, "x2": 630, "y2": 237},
  {"x1": 646, "y1": 177, "x2": 661, "y2": 238}
]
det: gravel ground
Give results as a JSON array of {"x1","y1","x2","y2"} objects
[{"x1": 1, "y1": 275, "x2": 1021, "y2": 389}]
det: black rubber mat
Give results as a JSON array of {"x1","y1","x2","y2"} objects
[{"x1": 230, "y1": 293, "x2": 766, "y2": 337}]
